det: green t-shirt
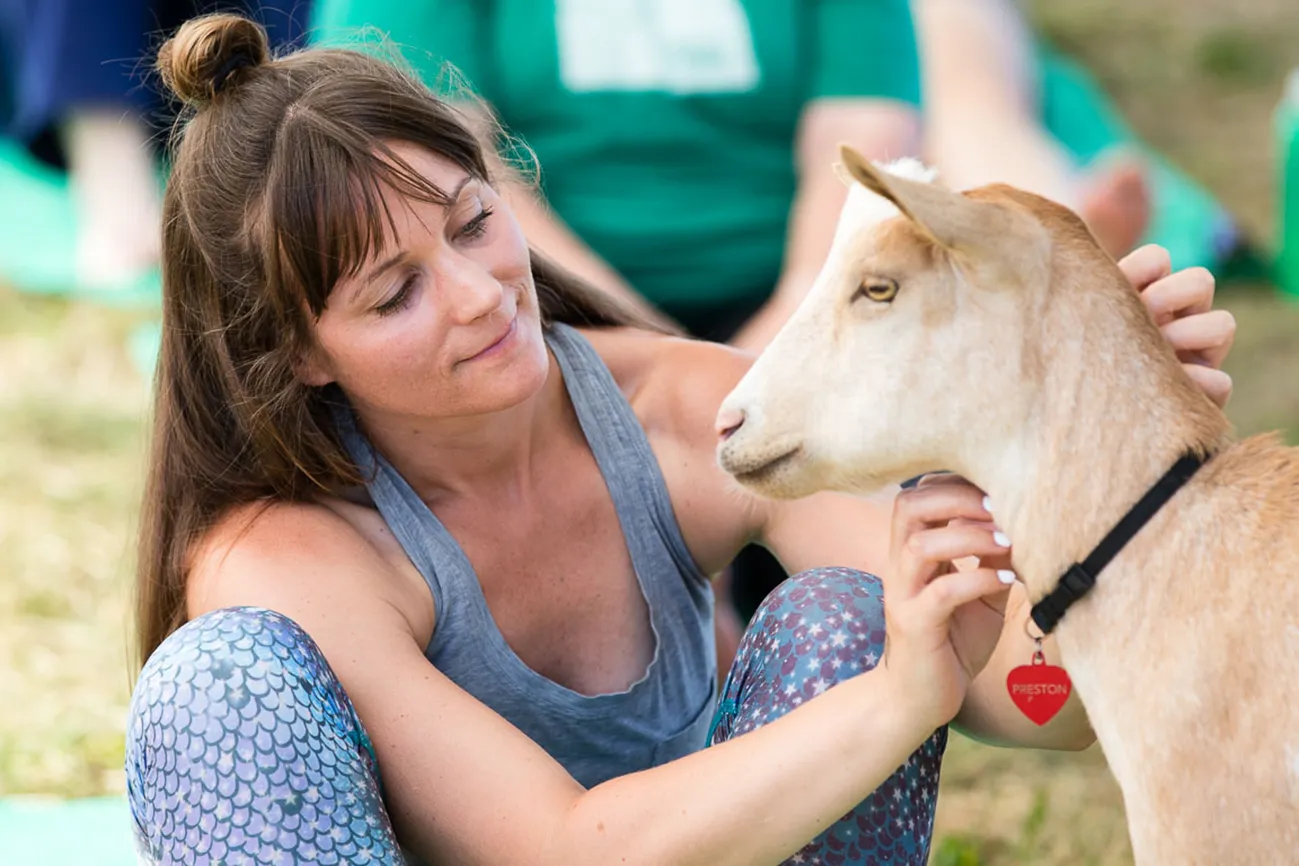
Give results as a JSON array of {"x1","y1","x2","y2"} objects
[{"x1": 313, "y1": 0, "x2": 920, "y2": 313}]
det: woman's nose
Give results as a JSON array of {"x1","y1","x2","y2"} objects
[{"x1": 445, "y1": 258, "x2": 505, "y2": 323}]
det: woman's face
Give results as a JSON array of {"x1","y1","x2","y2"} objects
[{"x1": 301, "y1": 143, "x2": 549, "y2": 422}]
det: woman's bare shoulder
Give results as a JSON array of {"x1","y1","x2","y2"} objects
[
  {"x1": 575, "y1": 326, "x2": 756, "y2": 443},
  {"x1": 577, "y1": 327, "x2": 768, "y2": 571},
  {"x1": 188, "y1": 498, "x2": 434, "y2": 642}
]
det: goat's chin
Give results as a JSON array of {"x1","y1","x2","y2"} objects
[
  {"x1": 731, "y1": 463, "x2": 822, "y2": 500},
  {"x1": 718, "y1": 442, "x2": 821, "y2": 500}
]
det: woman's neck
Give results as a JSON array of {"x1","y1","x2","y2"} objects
[{"x1": 355, "y1": 350, "x2": 576, "y2": 506}]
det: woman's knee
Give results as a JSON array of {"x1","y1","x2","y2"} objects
[
  {"x1": 711, "y1": 568, "x2": 888, "y2": 742},
  {"x1": 752, "y1": 566, "x2": 887, "y2": 661},
  {"x1": 126, "y1": 606, "x2": 399, "y2": 864}
]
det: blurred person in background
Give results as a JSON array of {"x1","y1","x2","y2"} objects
[{"x1": 0, "y1": 0, "x2": 311, "y2": 292}]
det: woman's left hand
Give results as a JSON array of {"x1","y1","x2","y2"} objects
[{"x1": 1119, "y1": 244, "x2": 1237, "y2": 408}]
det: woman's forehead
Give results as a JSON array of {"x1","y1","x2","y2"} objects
[{"x1": 380, "y1": 141, "x2": 474, "y2": 188}]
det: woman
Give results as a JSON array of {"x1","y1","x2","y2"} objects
[{"x1": 125, "y1": 14, "x2": 1236, "y2": 865}]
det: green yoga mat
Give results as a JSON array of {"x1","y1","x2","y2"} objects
[
  {"x1": 0, "y1": 797, "x2": 136, "y2": 865},
  {"x1": 0, "y1": 137, "x2": 160, "y2": 306}
]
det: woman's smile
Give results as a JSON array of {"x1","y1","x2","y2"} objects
[{"x1": 461, "y1": 313, "x2": 520, "y2": 365}]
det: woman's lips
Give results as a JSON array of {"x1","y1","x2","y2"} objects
[{"x1": 464, "y1": 316, "x2": 518, "y2": 363}]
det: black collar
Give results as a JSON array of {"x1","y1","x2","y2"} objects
[{"x1": 1029, "y1": 452, "x2": 1208, "y2": 635}]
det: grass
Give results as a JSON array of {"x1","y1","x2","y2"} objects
[
  {"x1": 0, "y1": 1, "x2": 1296, "y2": 863},
  {"x1": 0, "y1": 297, "x2": 149, "y2": 799}
]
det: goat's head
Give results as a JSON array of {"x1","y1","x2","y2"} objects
[{"x1": 717, "y1": 146, "x2": 1087, "y2": 498}]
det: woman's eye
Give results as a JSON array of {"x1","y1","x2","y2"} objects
[
  {"x1": 376, "y1": 273, "x2": 418, "y2": 317},
  {"x1": 457, "y1": 207, "x2": 494, "y2": 241}
]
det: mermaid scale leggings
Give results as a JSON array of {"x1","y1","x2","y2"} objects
[{"x1": 126, "y1": 568, "x2": 946, "y2": 865}]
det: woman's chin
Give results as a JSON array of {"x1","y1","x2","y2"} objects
[{"x1": 489, "y1": 324, "x2": 552, "y2": 406}]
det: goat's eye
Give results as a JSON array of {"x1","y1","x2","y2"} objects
[{"x1": 854, "y1": 279, "x2": 899, "y2": 304}]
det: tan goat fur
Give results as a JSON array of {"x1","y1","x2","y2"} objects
[{"x1": 716, "y1": 148, "x2": 1299, "y2": 863}]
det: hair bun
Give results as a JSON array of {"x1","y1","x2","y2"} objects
[{"x1": 157, "y1": 13, "x2": 270, "y2": 108}]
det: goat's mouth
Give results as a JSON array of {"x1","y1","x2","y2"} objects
[{"x1": 718, "y1": 443, "x2": 806, "y2": 490}]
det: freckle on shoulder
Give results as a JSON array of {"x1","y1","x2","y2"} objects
[{"x1": 574, "y1": 325, "x2": 753, "y2": 429}]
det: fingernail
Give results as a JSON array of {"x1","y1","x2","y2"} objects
[
  {"x1": 982, "y1": 495, "x2": 993, "y2": 514},
  {"x1": 994, "y1": 531, "x2": 1012, "y2": 548},
  {"x1": 998, "y1": 569, "x2": 1017, "y2": 585}
]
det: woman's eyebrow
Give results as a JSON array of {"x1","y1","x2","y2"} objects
[
  {"x1": 357, "y1": 177, "x2": 477, "y2": 287},
  {"x1": 362, "y1": 250, "x2": 411, "y2": 286}
]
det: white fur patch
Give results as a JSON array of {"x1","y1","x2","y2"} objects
[
  {"x1": 877, "y1": 157, "x2": 940, "y2": 184},
  {"x1": 832, "y1": 158, "x2": 941, "y2": 247}
]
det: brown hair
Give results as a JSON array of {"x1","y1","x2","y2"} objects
[{"x1": 137, "y1": 13, "x2": 653, "y2": 666}]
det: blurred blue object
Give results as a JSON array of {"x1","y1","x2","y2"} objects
[
  {"x1": 0, "y1": 1, "x2": 312, "y2": 303},
  {"x1": 0, "y1": 796, "x2": 137, "y2": 865},
  {"x1": 0, "y1": 0, "x2": 153, "y2": 142},
  {"x1": 1, "y1": 0, "x2": 313, "y2": 142}
]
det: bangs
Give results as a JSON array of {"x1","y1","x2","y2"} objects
[{"x1": 261, "y1": 110, "x2": 477, "y2": 316}]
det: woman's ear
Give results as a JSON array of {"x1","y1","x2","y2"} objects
[{"x1": 293, "y1": 342, "x2": 334, "y2": 388}]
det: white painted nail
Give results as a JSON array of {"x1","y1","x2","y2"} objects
[
  {"x1": 997, "y1": 569, "x2": 1017, "y2": 585},
  {"x1": 994, "y1": 531, "x2": 1012, "y2": 548},
  {"x1": 982, "y1": 495, "x2": 993, "y2": 513}
]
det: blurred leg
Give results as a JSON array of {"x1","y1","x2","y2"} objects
[
  {"x1": 63, "y1": 107, "x2": 161, "y2": 288},
  {"x1": 913, "y1": 0, "x2": 1149, "y2": 257},
  {"x1": 913, "y1": 0, "x2": 1078, "y2": 202}
]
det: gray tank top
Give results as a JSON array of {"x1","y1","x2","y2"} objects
[{"x1": 336, "y1": 323, "x2": 717, "y2": 788}]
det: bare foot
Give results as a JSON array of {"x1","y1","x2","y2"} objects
[{"x1": 1079, "y1": 156, "x2": 1151, "y2": 259}]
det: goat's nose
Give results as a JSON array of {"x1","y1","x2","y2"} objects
[{"x1": 716, "y1": 407, "x2": 746, "y2": 441}]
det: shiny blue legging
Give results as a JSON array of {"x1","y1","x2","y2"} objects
[{"x1": 126, "y1": 568, "x2": 946, "y2": 865}]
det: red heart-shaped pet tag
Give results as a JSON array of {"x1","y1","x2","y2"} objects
[{"x1": 1006, "y1": 652, "x2": 1072, "y2": 726}]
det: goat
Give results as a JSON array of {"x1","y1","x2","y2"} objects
[{"x1": 715, "y1": 148, "x2": 1299, "y2": 863}]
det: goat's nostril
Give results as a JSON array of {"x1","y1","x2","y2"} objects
[{"x1": 716, "y1": 408, "x2": 746, "y2": 441}]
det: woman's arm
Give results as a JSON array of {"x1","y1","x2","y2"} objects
[{"x1": 189, "y1": 500, "x2": 988, "y2": 866}]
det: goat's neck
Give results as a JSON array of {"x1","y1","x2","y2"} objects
[{"x1": 959, "y1": 279, "x2": 1230, "y2": 623}]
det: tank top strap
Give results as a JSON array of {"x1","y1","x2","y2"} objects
[
  {"x1": 545, "y1": 323, "x2": 705, "y2": 586},
  {"x1": 335, "y1": 406, "x2": 495, "y2": 633}
]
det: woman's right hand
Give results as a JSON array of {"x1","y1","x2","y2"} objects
[{"x1": 882, "y1": 474, "x2": 1017, "y2": 731}]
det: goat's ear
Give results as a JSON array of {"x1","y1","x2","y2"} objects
[
  {"x1": 832, "y1": 159, "x2": 856, "y2": 188},
  {"x1": 836, "y1": 145, "x2": 1005, "y2": 249}
]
